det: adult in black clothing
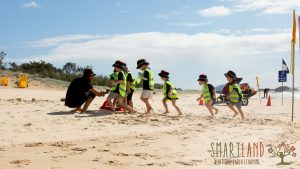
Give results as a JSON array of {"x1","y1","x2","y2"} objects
[{"x1": 65, "y1": 69, "x2": 108, "y2": 113}]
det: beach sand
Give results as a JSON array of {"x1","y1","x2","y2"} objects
[{"x1": 0, "y1": 84, "x2": 300, "y2": 169}]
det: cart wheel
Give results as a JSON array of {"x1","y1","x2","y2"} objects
[{"x1": 242, "y1": 98, "x2": 248, "y2": 106}]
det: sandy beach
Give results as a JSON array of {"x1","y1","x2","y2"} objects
[{"x1": 0, "y1": 82, "x2": 300, "y2": 169}]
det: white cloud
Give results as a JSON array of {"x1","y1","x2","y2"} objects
[
  {"x1": 198, "y1": 6, "x2": 232, "y2": 17},
  {"x1": 22, "y1": 1, "x2": 40, "y2": 8},
  {"x1": 116, "y1": 2, "x2": 121, "y2": 7},
  {"x1": 27, "y1": 34, "x2": 109, "y2": 47},
  {"x1": 215, "y1": 27, "x2": 291, "y2": 35},
  {"x1": 168, "y1": 22, "x2": 211, "y2": 28},
  {"x1": 232, "y1": 0, "x2": 300, "y2": 14},
  {"x1": 22, "y1": 32, "x2": 295, "y2": 89},
  {"x1": 200, "y1": 0, "x2": 300, "y2": 16}
]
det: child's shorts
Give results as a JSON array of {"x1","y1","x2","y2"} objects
[
  {"x1": 141, "y1": 90, "x2": 153, "y2": 99},
  {"x1": 205, "y1": 99, "x2": 216, "y2": 106},
  {"x1": 226, "y1": 101, "x2": 242, "y2": 108},
  {"x1": 108, "y1": 91, "x2": 120, "y2": 99}
]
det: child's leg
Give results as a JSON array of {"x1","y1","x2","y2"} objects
[
  {"x1": 117, "y1": 98, "x2": 135, "y2": 113},
  {"x1": 172, "y1": 99, "x2": 182, "y2": 115},
  {"x1": 141, "y1": 97, "x2": 153, "y2": 113},
  {"x1": 237, "y1": 107, "x2": 245, "y2": 120},
  {"x1": 205, "y1": 101, "x2": 214, "y2": 116},
  {"x1": 128, "y1": 100, "x2": 133, "y2": 108},
  {"x1": 127, "y1": 91, "x2": 134, "y2": 108},
  {"x1": 113, "y1": 98, "x2": 117, "y2": 107},
  {"x1": 162, "y1": 99, "x2": 169, "y2": 113},
  {"x1": 227, "y1": 103, "x2": 239, "y2": 117},
  {"x1": 211, "y1": 102, "x2": 218, "y2": 115},
  {"x1": 107, "y1": 96, "x2": 116, "y2": 113}
]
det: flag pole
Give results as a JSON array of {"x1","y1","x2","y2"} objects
[
  {"x1": 256, "y1": 76, "x2": 261, "y2": 104},
  {"x1": 291, "y1": 40, "x2": 295, "y2": 122},
  {"x1": 282, "y1": 60, "x2": 284, "y2": 106}
]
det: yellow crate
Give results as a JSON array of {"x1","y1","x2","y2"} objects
[
  {"x1": 1, "y1": 77, "x2": 8, "y2": 86},
  {"x1": 19, "y1": 74, "x2": 28, "y2": 88},
  {"x1": 19, "y1": 81, "x2": 27, "y2": 88}
]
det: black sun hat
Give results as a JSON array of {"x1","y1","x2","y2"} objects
[
  {"x1": 112, "y1": 60, "x2": 126, "y2": 70},
  {"x1": 198, "y1": 74, "x2": 208, "y2": 81},
  {"x1": 136, "y1": 59, "x2": 149, "y2": 69},
  {"x1": 158, "y1": 70, "x2": 169, "y2": 78},
  {"x1": 224, "y1": 70, "x2": 237, "y2": 79},
  {"x1": 83, "y1": 69, "x2": 96, "y2": 77}
]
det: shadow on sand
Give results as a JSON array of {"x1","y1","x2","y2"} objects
[{"x1": 47, "y1": 110, "x2": 114, "y2": 117}]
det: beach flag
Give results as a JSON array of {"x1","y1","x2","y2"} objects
[
  {"x1": 282, "y1": 59, "x2": 289, "y2": 73},
  {"x1": 291, "y1": 10, "x2": 296, "y2": 76}
]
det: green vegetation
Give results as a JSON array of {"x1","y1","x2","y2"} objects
[{"x1": 0, "y1": 51, "x2": 170, "y2": 89}]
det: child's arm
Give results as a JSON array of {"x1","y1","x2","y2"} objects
[
  {"x1": 138, "y1": 72, "x2": 148, "y2": 80},
  {"x1": 126, "y1": 81, "x2": 131, "y2": 94},
  {"x1": 113, "y1": 80, "x2": 125, "y2": 85}
]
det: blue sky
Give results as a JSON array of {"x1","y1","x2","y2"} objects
[{"x1": 1, "y1": 0, "x2": 300, "y2": 89}]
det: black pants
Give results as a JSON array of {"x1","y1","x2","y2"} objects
[
  {"x1": 127, "y1": 90, "x2": 135, "y2": 101},
  {"x1": 65, "y1": 92, "x2": 96, "y2": 108}
]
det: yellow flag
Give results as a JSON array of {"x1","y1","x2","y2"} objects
[
  {"x1": 256, "y1": 76, "x2": 259, "y2": 88},
  {"x1": 291, "y1": 10, "x2": 296, "y2": 76},
  {"x1": 292, "y1": 10, "x2": 296, "y2": 44}
]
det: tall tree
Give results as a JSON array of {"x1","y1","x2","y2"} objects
[
  {"x1": 0, "y1": 51, "x2": 6, "y2": 70},
  {"x1": 62, "y1": 62, "x2": 77, "y2": 74}
]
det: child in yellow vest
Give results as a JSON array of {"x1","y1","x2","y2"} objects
[
  {"x1": 136, "y1": 59, "x2": 155, "y2": 114},
  {"x1": 224, "y1": 71, "x2": 244, "y2": 120},
  {"x1": 107, "y1": 60, "x2": 135, "y2": 113},
  {"x1": 158, "y1": 70, "x2": 182, "y2": 115},
  {"x1": 197, "y1": 74, "x2": 218, "y2": 117}
]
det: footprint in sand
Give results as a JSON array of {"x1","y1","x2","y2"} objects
[
  {"x1": 51, "y1": 155, "x2": 68, "y2": 161},
  {"x1": 97, "y1": 148, "x2": 110, "y2": 152},
  {"x1": 175, "y1": 161, "x2": 196, "y2": 166},
  {"x1": 23, "y1": 123, "x2": 32, "y2": 127},
  {"x1": 92, "y1": 156, "x2": 102, "y2": 162},
  {"x1": 48, "y1": 141, "x2": 75, "y2": 148},
  {"x1": 10, "y1": 159, "x2": 31, "y2": 166},
  {"x1": 24, "y1": 142, "x2": 44, "y2": 147},
  {"x1": 105, "y1": 160, "x2": 120, "y2": 166},
  {"x1": 67, "y1": 147, "x2": 87, "y2": 156}
]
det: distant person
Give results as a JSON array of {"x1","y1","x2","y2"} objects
[
  {"x1": 224, "y1": 71, "x2": 245, "y2": 120},
  {"x1": 158, "y1": 70, "x2": 182, "y2": 115},
  {"x1": 65, "y1": 69, "x2": 108, "y2": 113},
  {"x1": 136, "y1": 59, "x2": 155, "y2": 114},
  {"x1": 264, "y1": 88, "x2": 270, "y2": 98},
  {"x1": 197, "y1": 74, "x2": 218, "y2": 117}
]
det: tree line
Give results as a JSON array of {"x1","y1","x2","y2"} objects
[{"x1": 0, "y1": 51, "x2": 167, "y2": 89}]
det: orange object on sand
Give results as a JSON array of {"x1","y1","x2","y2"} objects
[
  {"x1": 199, "y1": 99, "x2": 204, "y2": 106},
  {"x1": 100, "y1": 100, "x2": 124, "y2": 111},
  {"x1": 18, "y1": 74, "x2": 28, "y2": 88},
  {"x1": 0, "y1": 77, "x2": 8, "y2": 86},
  {"x1": 267, "y1": 95, "x2": 271, "y2": 106}
]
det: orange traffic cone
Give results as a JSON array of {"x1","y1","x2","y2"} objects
[
  {"x1": 267, "y1": 95, "x2": 271, "y2": 106},
  {"x1": 199, "y1": 99, "x2": 204, "y2": 106},
  {"x1": 100, "y1": 100, "x2": 109, "y2": 110}
]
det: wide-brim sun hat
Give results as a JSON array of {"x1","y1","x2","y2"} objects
[{"x1": 136, "y1": 59, "x2": 149, "y2": 69}]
